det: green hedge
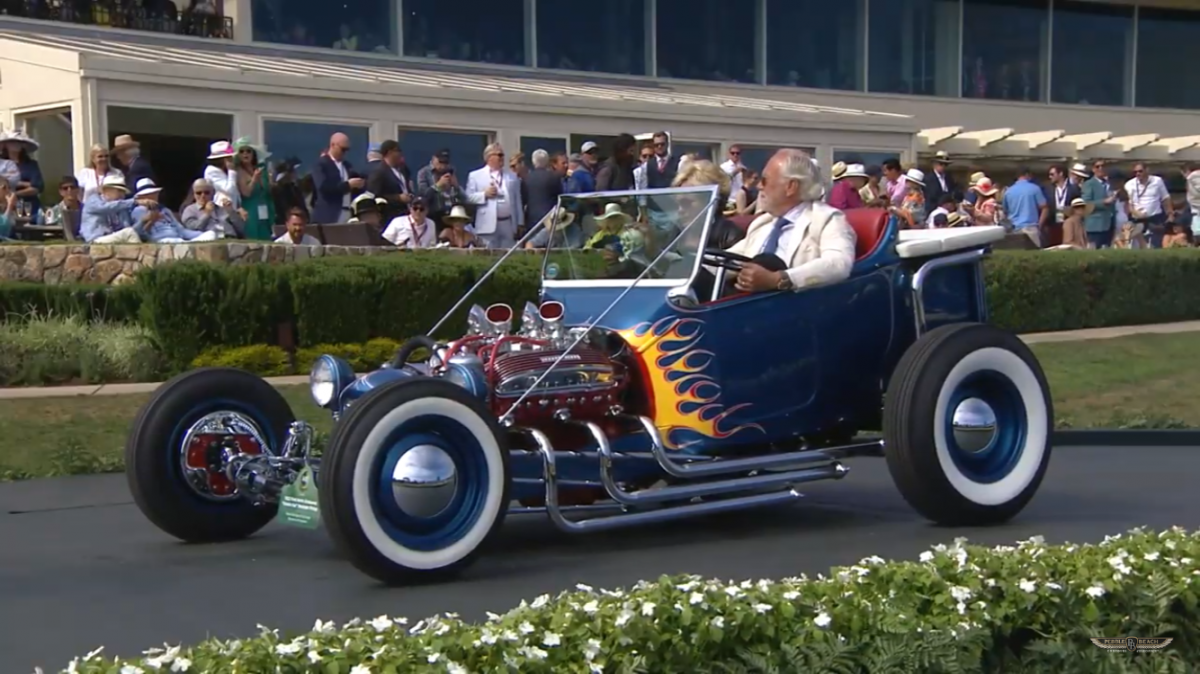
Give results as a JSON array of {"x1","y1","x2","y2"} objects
[
  {"x1": 4, "y1": 249, "x2": 1200, "y2": 368},
  {"x1": 59, "y1": 527, "x2": 1200, "y2": 673},
  {"x1": 0, "y1": 281, "x2": 140, "y2": 323}
]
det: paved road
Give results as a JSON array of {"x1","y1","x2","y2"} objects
[{"x1": 1, "y1": 444, "x2": 1193, "y2": 673}]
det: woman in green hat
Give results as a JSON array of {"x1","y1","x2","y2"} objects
[{"x1": 233, "y1": 136, "x2": 275, "y2": 240}]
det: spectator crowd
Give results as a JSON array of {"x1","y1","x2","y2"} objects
[{"x1": 2, "y1": 123, "x2": 1199, "y2": 253}]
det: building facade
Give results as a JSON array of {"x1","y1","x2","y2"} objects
[{"x1": 2, "y1": 0, "x2": 1200, "y2": 193}]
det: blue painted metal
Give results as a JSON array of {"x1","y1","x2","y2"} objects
[
  {"x1": 338, "y1": 367, "x2": 420, "y2": 410},
  {"x1": 941, "y1": 371, "x2": 1027, "y2": 483},
  {"x1": 370, "y1": 418, "x2": 489, "y2": 551}
]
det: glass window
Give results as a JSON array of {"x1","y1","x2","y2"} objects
[
  {"x1": 656, "y1": 0, "x2": 757, "y2": 83},
  {"x1": 1136, "y1": 7, "x2": 1200, "y2": 110},
  {"x1": 397, "y1": 128, "x2": 491, "y2": 174},
  {"x1": 403, "y1": 0, "x2": 526, "y2": 65},
  {"x1": 251, "y1": 0, "x2": 396, "y2": 53},
  {"x1": 1051, "y1": 2, "x2": 1132, "y2": 106},
  {"x1": 262, "y1": 120, "x2": 370, "y2": 176},
  {"x1": 672, "y1": 142, "x2": 718, "y2": 161},
  {"x1": 521, "y1": 137, "x2": 568, "y2": 160},
  {"x1": 737, "y1": 146, "x2": 816, "y2": 175},
  {"x1": 868, "y1": 0, "x2": 959, "y2": 96},
  {"x1": 833, "y1": 150, "x2": 901, "y2": 168},
  {"x1": 962, "y1": 0, "x2": 1049, "y2": 102},
  {"x1": 538, "y1": 0, "x2": 646, "y2": 74},
  {"x1": 767, "y1": 0, "x2": 864, "y2": 90},
  {"x1": 546, "y1": 187, "x2": 719, "y2": 282}
]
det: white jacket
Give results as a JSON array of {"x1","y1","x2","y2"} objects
[
  {"x1": 465, "y1": 166, "x2": 523, "y2": 235},
  {"x1": 727, "y1": 201, "x2": 857, "y2": 290}
]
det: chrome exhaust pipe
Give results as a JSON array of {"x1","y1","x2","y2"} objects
[
  {"x1": 576, "y1": 421, "x2": 845, "y2": 506},
  {"x1": 525, "y1": 428, "x2": 806, "y2": 533}
]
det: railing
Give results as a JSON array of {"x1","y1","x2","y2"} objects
[{"x1": 2, "y1": 1, "x2": 233, "y2": 40}]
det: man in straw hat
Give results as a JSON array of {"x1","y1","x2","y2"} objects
[
  {"x1": 80, "y1": 174, "x2": 141, "y2": 243},
  {"x1": 827, "y1": 162, "x2": 867, "y2": 211},
  {"x1": 130, "y1": 178, "x2": 219, "y2": 243},
  {"x1": 924, "y1": 151, "x2": 957, "y2": 207},
  {"x1": 110, "y1": 134, "x2": 154, "y2": 189},
  {"x1": 525, "y1": 204, "x2": 576, "y2": 250}
]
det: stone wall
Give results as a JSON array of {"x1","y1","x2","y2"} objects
[{"x1": 0, "y1": 242, "x2": 434, "y2": 285}]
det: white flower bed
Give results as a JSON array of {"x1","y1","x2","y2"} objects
[{"x1": 56, "y1": 527, "x2": 1200, "y2": 673}]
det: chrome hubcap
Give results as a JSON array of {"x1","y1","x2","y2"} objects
[
  {"x1": 391, "y1": 445, "x2": 458, "y2": 518},
  {"x1": 952, "y1": 397, "x2": 997, "y2": 454}
]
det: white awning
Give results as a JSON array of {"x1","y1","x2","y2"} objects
[{"x1": 920, "y1": 126, "x2": 1200, "y2": 162}]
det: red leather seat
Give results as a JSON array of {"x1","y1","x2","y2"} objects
[{"x1": 844, "y1": 208, "x2": 889, "y2": 260}]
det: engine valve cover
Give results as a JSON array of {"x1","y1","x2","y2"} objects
[{"x1": 491, "y1": 347, "x2": 621, "y2": 397}]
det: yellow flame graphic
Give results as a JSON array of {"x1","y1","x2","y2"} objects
[{"x1": 619, "y1": 317, "x2": 762, "y2": 450}]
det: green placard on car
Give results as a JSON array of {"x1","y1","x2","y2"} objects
[{"x1": 277, "y1": 466, "x2": 320, "y2": 529}]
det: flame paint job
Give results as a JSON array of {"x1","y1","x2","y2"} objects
[{"x1": 619, "y1": 316, "x2": 764, "y2": 450}]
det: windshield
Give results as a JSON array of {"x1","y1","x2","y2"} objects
[{"x1": 539, "y1": 185, "x2": 720, "y2": 283}]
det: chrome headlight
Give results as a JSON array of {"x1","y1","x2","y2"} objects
[{"x1": 310, "y1": 355, "x2": 355, "y2": 409}]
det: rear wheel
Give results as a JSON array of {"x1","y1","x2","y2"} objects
[
  {"x1": 883, "y1": 323, "x2": 1052, "y2": 526},
  {"x1": 320, "y1": 378, "x2": 511, "y2": 585},
  {"x1": 125, "y1": 368, "x2": 295, "y2": 542}
]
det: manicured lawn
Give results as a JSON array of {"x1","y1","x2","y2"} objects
[{"x1": 0, "y1": 332, "x2": 1195, "y2": 480}]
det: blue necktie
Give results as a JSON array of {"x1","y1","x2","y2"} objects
[{"x1": 760, "y1": 216, "x2": 789, "y2": 256}]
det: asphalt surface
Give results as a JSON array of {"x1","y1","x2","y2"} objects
[{"x1": 1, "y1": 444, "x2": 1193, "y2": 673}]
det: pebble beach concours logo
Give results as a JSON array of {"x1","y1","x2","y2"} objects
[{"x1": 1090, "y1": 637, "x2": 1173, "y2": 653}]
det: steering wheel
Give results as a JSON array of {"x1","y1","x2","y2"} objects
[{"x1": 702, "y1": 248, "x2": 754, "y2": 272}]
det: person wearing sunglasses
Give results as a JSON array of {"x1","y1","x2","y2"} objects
[
  {"x1": 181, "y1": 178, "x2": 244, "y2": 238},
  {"x1": 382, "y1": 195, "x2": 437, "y2": 249}
]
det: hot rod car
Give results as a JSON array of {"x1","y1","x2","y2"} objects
[{"x1": 125, "y1": 185, "x2": 1053, "y2": 585}]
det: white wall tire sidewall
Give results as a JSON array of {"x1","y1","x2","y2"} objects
[
  {"x1": 350, "y1": 397, "x2": 505, "y2": 571},
  {"x1": 932, "y1": 347, "x2": 1049, "y2": 507}
]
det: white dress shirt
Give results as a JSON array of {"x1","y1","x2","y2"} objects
[
  {"x1": 489, "y1": 169, "x2": 512, "y2": 220},
  {"x1": 720, "y1": 159, "x2": 745, "y2": 197},
  {"x1": 75, "y1": 167, "x2": 125, "y2": 202},
  {"x1": 768, "y1": 203, "x2": 809, "y2": 257},
  {"x1": 1124, "y1": 175, "x2": 1170, "y2": 217},
  {"x1": 274, "y1": 232, "x2": 321, "y2": 246},
  {"x1": 382, "y1": 214, "x2": 436, "y2": 248}
]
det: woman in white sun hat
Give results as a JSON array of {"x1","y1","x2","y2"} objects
[
  {"x1": 893, "y1": 168, "x2": 927, "y2": 228},
  {"x1": 438, "y1": 204, "x2": 481, "y2": 249},
  {"x1": 972, "y1": 177, "x2": 1002, "y2": 226},
  {"x1": 202, "y1": 140, "x2": 240, "y2": 213}
]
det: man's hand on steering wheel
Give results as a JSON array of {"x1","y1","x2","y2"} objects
[{"x1": 702, "y1": 247, "x2": 753, "y2": 272}]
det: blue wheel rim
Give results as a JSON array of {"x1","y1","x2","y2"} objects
[
  {"x1": 942, "y1": 370, "x2": 1027, "y2": 484},
  {"x1": 166, "y1": 398, "x2": 278, "y2": 510},
  {"x1": 370, "y1": 415, "x2": 489, "y2": 552}
]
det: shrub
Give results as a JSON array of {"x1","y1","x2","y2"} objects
[
  {"x1": 984, "y1": 249, "x2": 1200, "y2": 333},
  {"x1": 295, "y1": 337, "x2": 403, "y2": 372},
  {"x1": 0, "y1": 282, "x2": 140, "y2": 323},
  {"x1": 59, "y1": 527, "x2": 1200, "y2": 673},
  {"x1": 0, "y1": 313, "x2": 164, "y2": 386},
  {"x1": 190, "y1": 344, "x2": 292, "y2": 377}
]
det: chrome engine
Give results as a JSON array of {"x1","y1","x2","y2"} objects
[{"x1": 430, "y1": 301, "x2": 628, "y2": 423}]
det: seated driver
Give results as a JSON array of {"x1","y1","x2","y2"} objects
[{"x1": 726, "y1": 149, "x2": 857, "y2": 293}]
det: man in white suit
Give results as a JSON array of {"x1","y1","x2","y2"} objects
[
  {"x1": 728, "y1": 149, "x2": 857, "y2": 293},
  {"x1": 466, "y1": 142, "x2": 524, "y2": 249}
]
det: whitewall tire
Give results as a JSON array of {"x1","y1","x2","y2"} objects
[
  {"x1": 883, "y1": 323, "x2": 1053, "y2": 526},
  {"x1": 320, "y1": 378, "x2": 511, "y2": 585}
]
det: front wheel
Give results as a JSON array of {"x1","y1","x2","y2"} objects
[
  {"x1": 125, "y1": 368, "x2": 296, "y2": 542},
  {"x1": 319, "y1": 378, "x2": 511, "y2": 585},
  {"x1": 883, "y1": 323, "x2": 1053, "y2": 526}
]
